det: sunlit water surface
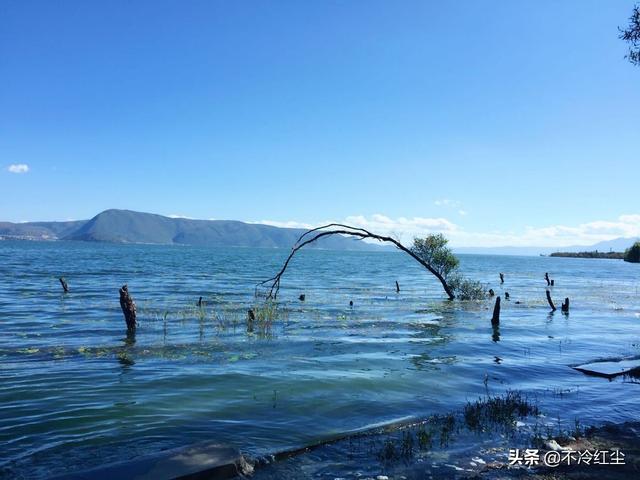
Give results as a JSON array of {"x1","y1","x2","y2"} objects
[{"x1": 0, "y1": 241, "x2": 639, "y2": 478}]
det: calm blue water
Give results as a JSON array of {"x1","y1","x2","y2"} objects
[{"x1": 0, "y1": 241, "x2": 639, "y2": 478}]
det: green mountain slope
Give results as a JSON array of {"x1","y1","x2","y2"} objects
[{"x1": 0, "y1": 209, "x2": 373, "y2": 250}]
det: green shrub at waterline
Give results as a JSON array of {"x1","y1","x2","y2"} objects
[
  {"x1": 624, "y1": 241, "x2": 640, "y2": 263},
  {"x1": 411, "y1": 234, "x2": 487, "y2": 300}
]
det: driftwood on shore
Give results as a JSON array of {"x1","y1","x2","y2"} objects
[{"x1": 119, "y1": 285, "x2": 137, "y2": 331}]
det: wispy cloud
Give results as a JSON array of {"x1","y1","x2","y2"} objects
[
  {"x1": 434, "y1": 198, "x2": 461, "y2": 208},
  {"x1": 167, "y1": 214, "x2": 195, "y2": 219},
  {"x1": 435, "y1": 199, "x2": 467, "y2": 217},
  {"x1": 7, "y1": 164, "x2": 29, "y2": 174},
  {"x1": 257, "y1": 219, "x2": 317, "y2": 229}
]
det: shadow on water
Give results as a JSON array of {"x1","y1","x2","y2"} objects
[
  {"x1": 491, "y1": 324, "x2": 500, "y2": 343},
  {"x1": 117, "y1": 331, "x2": 136, "y2": 371}
]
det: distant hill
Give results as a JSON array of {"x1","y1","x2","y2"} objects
[
  {"x1": 0, "y1": 209, "x2": 374, "y2": 250},
  {"x1": 454, "y1": 237, "x2": 640, "y2": 256}
]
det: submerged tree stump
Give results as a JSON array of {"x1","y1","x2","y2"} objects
[
  {"x1": 119, "y1": 284, "x2": 137, "y2": 331},
  {"x1": 546, "y1": 289, "x2": 556, "y2": 311},
  {"x1": 247, "y1": 309, "x2": 255, "y2": 332},
  {"x1": 59, "y1": 277, "x2": 69, "y2": 293},
  {"x1": 491, "y1": 296, "x2": 501, "y2": 326}
]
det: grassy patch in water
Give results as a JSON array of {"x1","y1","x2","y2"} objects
[
  {"x1": 463, "y1": 390, "x2": 539, "y2": 433},
  {"x1": 372, "y1": 391, "x2": 539, "y2": 465}
]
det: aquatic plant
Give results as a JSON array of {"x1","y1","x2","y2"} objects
[
  {"x1": 411, "y1": 235, "x2": 486, "y2": 301},
  {"x1": 249, "y1": 300, "x2": 288, "y2": 338},
  {"x1": 377, "y1": 439, "x2": 400, "y2": 462},
  {"x1": 447, "y1": 274, "x2": 487, "y2": 301},
  {"x1": 414, "y1": 424, "x2": 433, "y2": 450},
  {"x1": 463, "y1": 390, "x2": 539, "y2": 433}
]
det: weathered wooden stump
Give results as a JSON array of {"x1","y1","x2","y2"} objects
[
  {"x1": 491, "y1": 296, "x2": 501, "y2": 326},
  {"x1": 247, "y1": 309, "x2": 255, "y2": 332},
  {"x1": 545, "y1": 273, "x2": 550, "y2": 286},
  {"x1": 546, "y1": 289, "x2": 556, "y2": 311},
  {"x1": 550, "y1": 279, "x2": 555, "y2": 286},
  {"x1": 197, "y1": 296, "x2": 203, "y2": 307},
  {"x1": 488, "y1": 288, "x2": 495, "y2": 297},
  {"x1": 119, "y1": 284, "x2": 137, "y2": 331},
  {"x1": 499, "y1": 273, "x2": 504, "y2": 284},
  {"x1": 504, "y1": 291, "x2": 510, "y2": 300},
  {"x1": 59, "y1": 277, "x2": 69, "y2": 293},
  {"x1": 395, "y1": 281, "x2": 400, "y2": 293},
  {"x1": 349, "y1": 300, "x2": 353, "y2": 307},
  {"x1": 298, "y1": 294, "x2": 305, "y2": 302},
  {"x1": 561, "y1": 297, "x2": 570, "y2": 313}
]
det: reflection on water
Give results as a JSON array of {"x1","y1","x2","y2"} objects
[{"x1": 0, "y1": 240, "x2": 639, "y2": 478}]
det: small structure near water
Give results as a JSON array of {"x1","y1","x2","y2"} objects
[{"x1": 573, "y1": 357, "x2": 640, "y2": 379}]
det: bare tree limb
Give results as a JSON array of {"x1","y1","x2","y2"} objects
[{"x1": 257, "y1": 225, "x2": 456, "y2": 300}]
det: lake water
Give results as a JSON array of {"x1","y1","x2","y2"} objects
[{"x1": 1, "y1": 241, "x2": 639, "y2": 478}]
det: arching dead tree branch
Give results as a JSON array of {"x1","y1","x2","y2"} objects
[{"x1": 257, "y1": 224, "x2": 456, "y2": 300}]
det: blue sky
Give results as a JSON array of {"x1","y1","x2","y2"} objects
[{"x1": 1, "y1": 0, "x2": 639, "y2": 247}]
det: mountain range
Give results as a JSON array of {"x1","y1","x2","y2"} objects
[
  {"x1": 453, "y1": 237, "x2": 639, "y2": 256},
  {"x1": 0, "y1": 209, "x2": 372, "y2": 250},
  {"x1": 1, "y1": 209, "x2": 637, "y2": 255}
]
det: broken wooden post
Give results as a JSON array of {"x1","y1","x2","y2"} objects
[
  {"x1": 247, "y1": 309, "x2": 255, "y2": 332},
  {"x1": 545, "y1": 273, "x2": 550, "y2": 286},
  {"x1": 119, "y1": 284, "x2": 137, "y2": 331},
  {"x1": 349, "y1": 300, "x2": 353, "y2": 307},
  {"x1": 298, "y1": 294, "x2": 305, "y2": 302},
  {"x1": 499, "y1": 273, "x2": 504, "y2": 284},
  {"x1": 59, "y1": 277, "x2": 69, "y2": 293},
  {"x1": 197, "y1": 296, "x2": 203, "y2": 307},
  {"x1": 504, "y1": 291, "x2": 510, "y2": 300},
  {"x1": 561, "y1": 298, "x2": 570, "y2": 313},
  {"x1": 491, "y1": 296, "x2": 501, "y2": 326},
  {"x1": 488, "y1": 288, "x2": 495, "y2": 297},
  {"x1": 395, "y1": 280, "x2": 400, "y2": 293},
  {"x1": 546, "y1": 289, "x2": 556, "y2": 311},
  {"x1": 551, "y1": 279, "x2": 555, "y2": 286}
]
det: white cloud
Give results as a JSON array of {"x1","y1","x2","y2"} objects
[
  {"x1": 253, "y1": 213, "x2": 640, "y2": 248},
  {"x1": 7, "y1": 164, "x2": 29, "y2": 174},
  {"x1": 434, "y1": 198, "x2": 461, "y2": 208},
  {"x1": 254, "y1": 214, "x2": 460, "y2": 244},
  {"x1": 167, "y1": 214, "x2": 195, "y2": 219},
  {"x1": 257, "y1": 219, "x2": 317, "y2": 229}
]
